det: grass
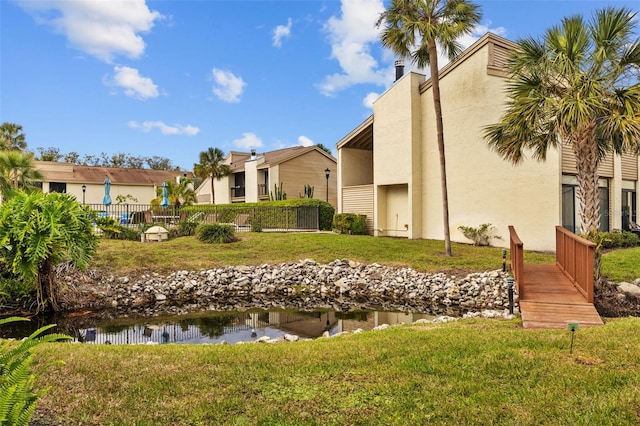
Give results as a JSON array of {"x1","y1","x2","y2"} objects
[
  {"x1": 33, "y1": 317, "x2": 640, "y2": 425},
  {"x1": 90, "y1": 232, "x2": 555, "y2": 276},
  {"x1": 602, "y1": 246, "x2": 640, "y2": 282}
]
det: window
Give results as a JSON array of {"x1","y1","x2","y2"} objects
[
  {"x1": 622, "y1": 189, "x2": 637, "y2": 231},
  {"x1": 562, "y1": 185, "x2": 576, "y2": 233},
  {"x1": 49, "y1": 182, "x2": 66, "y2": 193}
]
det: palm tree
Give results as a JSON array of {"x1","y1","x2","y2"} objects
[
  {"x1": 0, "y1": 122, "x2": 28, "y2": 151},
  {"x1": 151, "y1": 177, "x2": 196, "y2": 209},
  {"x1": 0, "y1": 150, "x2": 43, "y2": 200},
  {"x1": 485, "y1": 7, "x2": 640, "y2": 283},
  {"x1": 378, "y1": 0, "x2": 482, "y2": 256},
  {"x1": 193, "y1": 147, "x2": 231, "y2": 204}
]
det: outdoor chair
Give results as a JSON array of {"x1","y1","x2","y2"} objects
[
  {"x1": 630, "y1": 221, "x2": 640, "y2": 237},
  {"x1": 234, "y1": 213, "x2": 252, "y2": 232}
]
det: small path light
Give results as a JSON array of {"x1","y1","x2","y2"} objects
[
  {"x1": 506, "y1": 276, "x2": 514, "y2": 315},
  {"x1": 568, "y1": 322, "x2": 579, "y2": 354}
]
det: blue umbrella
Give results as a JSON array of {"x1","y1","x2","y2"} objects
[
  {"x1": 103, "y1": 177, "x2": 112, "y2": 206},
  {"x1": 161, "y1": 181, "x2": 169, "y2": 209}
]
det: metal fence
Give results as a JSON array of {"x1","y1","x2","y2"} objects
[{"x1": 85, "y1": 203, "x2": 321, "y2": 232}]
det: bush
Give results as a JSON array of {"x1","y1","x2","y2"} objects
[
  {"x1": 196, "y1": 224, "x2": 237, "y2": 244},
  {"x1": 0, "y1": 277, "x2": 34, "y2": 310},
  {"x1": 181, "y1": 199, "x2": 335, "y2": 231},
  {"x1": 95, "y1": 216, "x2": 142, "y2": 241},
  {"x1": 597, "y1": 230, "x2": 640, "y2": 249},
  {"x1": 333, "y1": 213, "x2": 368, "y2": 235},
  {"x1": 177, "y1": 220, "x2": 199, "y2": 237},
  {"x1": 0, "y1": 317, "x2": 71, "y2": 426},
  {"x1": 458, "y1": 223, "x2": 502, "y2": 246}
]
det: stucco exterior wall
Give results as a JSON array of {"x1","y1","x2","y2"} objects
[
  {"x1": 341, "y1": 148, "x2": 373, "y2": 187},
  {"x1": 278, "y1": 151, "x2": 336, "y2": 204},
  {"x1": 419, "y1": 43, "x2": 560, "y2": 251},
  {"x1": 373, "y1": 72, "x2": 424, "y2": 238}
]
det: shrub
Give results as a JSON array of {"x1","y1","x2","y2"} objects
[
  {"x1": 0, "y1": 317, "x2": 71, "y2": 426},
  {"x1": 177, "y1": 220, "x2": 199, "y2": 237},
  {"x1": 597, "y1": 230, "x2": 640, "y2": 249},
  {"x1": 196, "y1": 223, "x2": 236, "y2": 244},
  {"x1": 458, "y1": 223, "x2": 502, "y2": 246},
  {"x1": 0, "y1": 277, "x2": 34, "y2": 310},
  {"x1": 333, "y1": 213, "x2": 368, "y2": 235}
]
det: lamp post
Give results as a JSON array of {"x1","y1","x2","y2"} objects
[
  {"x1": 82, "y1": 185, "x2": 86, "y2": 204},
  {"x1": 324, "y1": 168, "x2": 330, "y2": 203}
]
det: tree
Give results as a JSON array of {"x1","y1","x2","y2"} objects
[
  {"x1": 315, "y1": 143, "x2": 333, "y2": 156},
  {"x1": 152, "y1": 177, "x2": 196, "y2": 208},
  {"x1": 36, "y1": 146, "x2": 63, "y2": 162},
  {"x1": 484, "y1": 7, "x2": 640, "y2": 283},
  {"x1": 378, "y1": 0, "x2": 482, "y2": 256},
  {"x1": 0, "y1": 191, "x2": 98, "y2": 312},
  {"x1": 193, "y1": 148, "x2": 231, "y2": 204},
  {"x1": 0, "y1": 151, "x2": 43, "y2": 200},
  {"x1": 0, "y1": 122, "x2": 27, "y2": 152}
]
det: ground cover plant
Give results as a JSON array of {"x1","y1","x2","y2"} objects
[{"x1": 31, "y1": 318, "x2": 640, "y2": 425}]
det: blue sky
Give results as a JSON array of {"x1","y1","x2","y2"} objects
[{"x1": 1, "y1": 0, "x2": 638, "y2": 170}]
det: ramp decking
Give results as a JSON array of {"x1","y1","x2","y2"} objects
[{"x1": 519, "y1": 264, "x2": 603, "y2": 329}]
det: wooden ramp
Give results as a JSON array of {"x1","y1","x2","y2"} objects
[{"x1": 519, "y1": 264, "x2": 603, "y2": 329}]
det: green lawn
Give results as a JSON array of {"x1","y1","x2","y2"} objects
[
  {"x1": 26, "y1": 233, "x2": 640, "y2": 424},
  {"x1": 91, "y1": 232, "x2": 555, "y2": 276},
  {"x1": 33, "y1": 317, "x2": 640, "y2": 425}
]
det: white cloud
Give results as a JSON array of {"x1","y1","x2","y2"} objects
[
  {"x1": 272, "y1": 18, "x2": 292, "y2": 48},
  {"x1": 128, "y1": 120, "x2": 199, "y2": 136},
  {"x1": 233, "y1": 132, "x2": 263, "y2": 149},
  {"x1": 16, "y1": 0, "x2": 164, "y2": 63},
  {"x1": 363, "y1": 92, "x2": 379, "y2": 109},
  {"x1": 211, "y1": 68, "x2": 246, "y2": 103},
  {"x1": 319, "y1": 0, "x2": 387, "y2": 96},
  {"x1": 298, "y1": 136, "x2": 315, "y2": 147},
  {"x1": 107, "y1": 66, "x2": 159, "y2": 99}
]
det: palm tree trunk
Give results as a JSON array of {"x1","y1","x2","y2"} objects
[
  {"x1": 429, "y1": 41, "x2": 452, "y2": 257},
  {"x1": 573, "y1": 125, "x2": 602, "y2": 287},
  {"x1": 210, "y1": 175, "x2": 215, "y2": 204}
]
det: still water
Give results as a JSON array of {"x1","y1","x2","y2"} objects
[{"x1": 1, "y1": 310, "x2": 435, "y2": 345}]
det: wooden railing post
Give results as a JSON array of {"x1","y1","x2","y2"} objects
[
  {"x1": 555, "y1": 226, "x2": 596, "y2": 303},
  {"x1": 508, "y1": 226, "x2": 524, "y2": 297}
]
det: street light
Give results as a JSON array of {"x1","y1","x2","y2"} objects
[
  {"x1": 324, "y1": 168, "x2": 330, "y2": 203},
  {"x1": 82, "y1": 185, "x2": 86, "y2": 204}
]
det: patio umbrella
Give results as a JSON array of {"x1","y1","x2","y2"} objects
[
  {"x1": 103, "y1": 177, "x2": 112, "y2": 206},
  {"x1": 161, "y1": 181, "x2": 169, "y2": 209}
]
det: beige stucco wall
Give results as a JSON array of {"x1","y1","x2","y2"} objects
[
  {"x1": 245, "y1": 159, "x2": 259, "y2": 203},
  {"x1": 341, "y1": 148, "x2": 373, "y2": 187},
  {"x1": 419, "y1": 43, "x2": 560, "y2": 251},
  {"x1": 373, "y1": 72, "x2": 424, "y2": 238}
]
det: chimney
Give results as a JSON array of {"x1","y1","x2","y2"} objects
[
  {"x1": 395, "y1": 60, "x2": 405, "y2": 81},
  {"x1": 250, "y1": 149, "x2": 256, "y2": 160}
]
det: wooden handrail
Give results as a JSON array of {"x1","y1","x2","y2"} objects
[
  {"x1": 508, "y1": 226, "x2": 524, "y2": 297},
  {"x1": 555, "y1": 226, "x2": 596, "y2": 303}
]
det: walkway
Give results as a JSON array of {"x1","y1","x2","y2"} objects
[{"x1": 510, "y1": 226, "x2": 603, "y2": 330}]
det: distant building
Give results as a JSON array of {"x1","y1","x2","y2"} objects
[
  {"x1": 195, "y1": 146, "x2": 337, "y2": 206},
  {"x1": 34, "y1": 161, "x2": 187, "y2": 205}
]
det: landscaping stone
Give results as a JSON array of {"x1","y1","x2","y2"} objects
[{"x1": 59, "y1": 260, "x2": 517, "y2": 318}]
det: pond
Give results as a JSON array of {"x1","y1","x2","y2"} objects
[{"x1": 1, "y1": 310, "x2": 436, "y2": 345}]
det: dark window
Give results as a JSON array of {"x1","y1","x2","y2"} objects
[
  {"x1": 599, "y1": 185, "x2": 609, "y2": 232},
  {"x1": 622, "y1": 189, "x2": 637, "y2": 230},
  {"x1": 49, "y1": 182, "x2": 66, "y2": 193},
  {"x1": 562, "y1": 185, "x2": 576, "y2": 233}
]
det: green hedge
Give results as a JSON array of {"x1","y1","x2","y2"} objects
[
  {"x1": 597, "y1": 230, "x2": 640, "y2": 249},
  {"x1": 182, "y1": 199, "x2": 335, "y2": 231},
  {"x1": 333, "y1": 213, "x2": 367, "y2": 235}
]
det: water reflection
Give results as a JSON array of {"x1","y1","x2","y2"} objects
[{"x1": 1, "y1": 310, "x2": 434, "y2": 345}]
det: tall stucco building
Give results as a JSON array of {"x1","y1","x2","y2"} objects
[{"x1": 337, "y1": 33, "x2": 639, "y2": 251}]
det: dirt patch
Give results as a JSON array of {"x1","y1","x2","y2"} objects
[{"x1": 594, "y1": 281, "x2": 640, "y2": 317}]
